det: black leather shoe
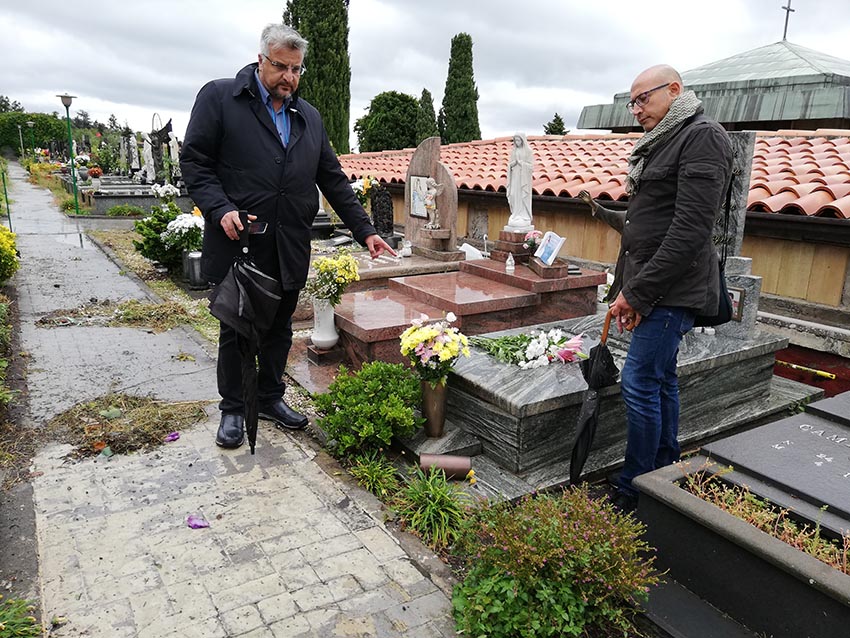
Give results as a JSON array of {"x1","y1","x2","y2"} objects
[
  {"x1": 611, "y1": 491, "x2": 638, "y2": 515},
  {"x1": 216, "y1": 413, "x2": 245, "y2": 448},
  {"x1": 259, "y1": 399, "x2": 308, "y2": 430}
]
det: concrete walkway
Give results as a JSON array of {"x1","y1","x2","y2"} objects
[{"x1": 6, "y1": 163, "x2": 456, "y2": 637}]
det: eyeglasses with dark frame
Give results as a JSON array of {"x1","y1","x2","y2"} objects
[
  {"x1": 262, "y1": 53, "x2": 306, "y2": 76},
  {"x1": 625, "y1": 83, "x2": 670, "y2": 112}
]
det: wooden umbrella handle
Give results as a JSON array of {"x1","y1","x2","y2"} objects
[{"x1": 601, "y1": 308, "x2": 613, "y2": 344}]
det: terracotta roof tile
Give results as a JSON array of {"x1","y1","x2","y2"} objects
[{"x1": 338, "y1": 129, "x2": 850, "y2": 220}]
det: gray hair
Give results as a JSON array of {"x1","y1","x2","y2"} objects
[{"x1": 260, "y1": 23, "x2": 308, "y2": 57}]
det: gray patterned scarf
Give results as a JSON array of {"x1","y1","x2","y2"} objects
[{"x1": 626, "y1": 90, "x2": 703, "y2": 194}]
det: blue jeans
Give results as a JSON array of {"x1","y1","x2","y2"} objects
[{"x1": 618, "y1": 306, "x2": 695, "y2": 497}]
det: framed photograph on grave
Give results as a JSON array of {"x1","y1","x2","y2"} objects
[
  {"x1": 728, "y1": 286, "x2": 745, "y2": 322},
  {"x1": 534, "y1": 231, "x2": 565, "y2": 266},
  {"x1": 410, "y1": 176, "x2": 429, "y2": 218}
]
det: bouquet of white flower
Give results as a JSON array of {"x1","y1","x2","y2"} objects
[
  {"x1": 160, "y1": 213, "x2": 204, "y2": 252},
  {"x1": 151, "y1": 183, "x2": 181, "y2": 203},
  {"x1": 470, "y1": 327, "x2": 585, "y2": 369}
]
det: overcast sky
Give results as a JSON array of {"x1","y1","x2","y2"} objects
[{"x1": 3, "y1": 0, "x2": 849, "y2": 151}]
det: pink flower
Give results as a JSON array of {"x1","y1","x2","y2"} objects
[{"x1": 556, "y1": 348, "x2": 576, "y2": 362}]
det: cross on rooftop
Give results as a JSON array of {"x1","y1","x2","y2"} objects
[{"x1": 782, "y1": 0, "x2": 795, "y2": 40}]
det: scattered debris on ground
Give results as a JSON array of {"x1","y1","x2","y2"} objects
[
  {"x1": 47, "y1": 394, "x2": 208, "y2": 458},
  {"x1": 37, "y1": 299, "x2": 192, "y2": 333}
]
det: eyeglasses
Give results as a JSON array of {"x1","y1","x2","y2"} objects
[
  {"x1": 625, "y1": 83, "x2": 670, "y2": 112},
  {"x1": 262, "y1": 54, "x2": 305, "y2": 76}
]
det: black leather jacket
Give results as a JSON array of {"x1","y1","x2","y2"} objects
[{"x1": 597, "y1": 114, "x2": 732, "y2": 317}]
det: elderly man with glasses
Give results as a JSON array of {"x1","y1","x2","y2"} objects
[
  {"x1": 583, "y1": 65, "x2": 732, "y2": 512},
  {"x1": 181, "y1": 23, "x2": 395, "y2": 449}
]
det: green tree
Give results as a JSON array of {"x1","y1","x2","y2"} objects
[
  {"x1": 354, "y1": 91, "x2": 418, "y2": 153},
  {"x1": 415, "y1": 89, "x2": 439, "y2": 144},
  {"x1": 544, "y1": 112, "x2": 567, "y2": 135},
  {"x1": 108, "y1": 114, "x2": 120, "y2": 130},
  {"x1": 283, "y1": 0, "x2": 352, "y2": 154},
  {"x1": 439, "y1": 33, "x2": 481, "y2": 144},
  {"x1": 72, "y1": 110, "x2": 91, "y2": 128},
  {"x1": 0, "y1": 96, "x2": 23, "y2": 113},
  {"x1": 0, "y1": 112, "x2": 65, "y2": 156}
]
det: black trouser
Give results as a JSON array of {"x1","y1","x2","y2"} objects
[{"x1": 217, "y1": 289, "x2": 301, "y2": 414}]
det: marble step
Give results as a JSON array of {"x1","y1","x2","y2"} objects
[
  {"x1": 387, "y1": 271, "x2": 539, "y2": 315},
  {"x1": 395, "y1": 419, "x2": 483, "y2": 460},
  {"x1": 460, "y1": 259, "x2": 607, "y2": 293}
]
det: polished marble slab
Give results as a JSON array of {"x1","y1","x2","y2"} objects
[
  {"x1": 447, "y1": 313, "x2": 821, "y2": 474},
  {"x1": 460, "y1": 259, "x2": 606, "y2": 293},
  {"x1": 388, "y1": 272, "x2": 540, "y2": 314}
]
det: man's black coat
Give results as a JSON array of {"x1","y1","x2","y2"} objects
[{"x1": 180, "y1": 63, "x2": 376, "y2": 288}]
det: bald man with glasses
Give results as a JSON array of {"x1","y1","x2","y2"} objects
[{"x1": 583, "y1": 65, "x2": 732, "y2": 513}]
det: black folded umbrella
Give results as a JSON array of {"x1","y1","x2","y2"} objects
[
  {"x1": 209, "y1": 212, "x2": 281, "y2": 454},
  {"x1": 570, "y1": 309, "x2": 620, "y2": 484}
]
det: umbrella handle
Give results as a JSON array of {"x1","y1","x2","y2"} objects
[{"x1": 601, "y1": 309, "x2": 613, "y2": 344}]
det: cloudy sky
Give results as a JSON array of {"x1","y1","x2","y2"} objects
[{"x1": 3, "y1": 0, "x2": 849, "y2": 151}]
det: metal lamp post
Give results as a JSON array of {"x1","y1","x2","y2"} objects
[
  {"x1": 16, "y1": 124, "x2": 24, "y2": 158},
  {"x1": 25, "y1": 121, "x2": 35, "y2": 159},
  {"x1": 56, "y1": 94, "x2": 80, "y2": 217}
]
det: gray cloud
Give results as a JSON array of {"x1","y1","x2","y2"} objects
[{"x1": 2, "y1": 0, "x2": 849, "y2": 148}]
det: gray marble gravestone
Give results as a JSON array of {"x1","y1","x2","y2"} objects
[
  {"x1": 806, "y1": 390, "x2": 850, "y2": 427},
  {"x1": 702, "y1": 406, "x2": 850, "y2": 538}
]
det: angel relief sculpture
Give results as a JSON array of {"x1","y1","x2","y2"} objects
[{"x1": 423, "y1": 177, "x2": 445, "y2": 229}]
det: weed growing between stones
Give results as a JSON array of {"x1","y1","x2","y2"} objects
[
  {"x1": 0, "y1": 594, "x2": 40, "y2": 637},
  {"x1": 683, "y1": 463, "x2": 850, "y2": 575},
  {"x1": 48, "y1": 394, "x2": 207, "y2": 458},
  {"x1": 393, "y1": 465, "x2": 469, "y2": 551},
  {"x1": 347, "y1": 450, "x2": 401, "y2": 500}
]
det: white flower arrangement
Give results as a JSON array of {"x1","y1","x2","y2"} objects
[
  {"x1": 151, "y1": 183, "x2": 181, "y2": 202},
  {"x1": 74, "y1": 154, "x2": 90, "y2": 167},
  {"x1": 160, "y1": 213, "x2": 204, "y2": 252},
  {"x1": 469, "y1": 327, "x2": 586, "y2": 370}
]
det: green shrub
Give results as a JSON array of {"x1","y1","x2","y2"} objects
[
  {"x1": 60, "y1": 196, "x2": 77, "y2": 212},
  {"x1": 106, "y1": 204, "x2": 145, "y2": 217},
  {"x1": 452, "y1": 486, "x2": 659, "y2": 637},
  {"x1": 0, "y1": 226, "x2": 19, "y2": 283},
  {"x1": 0, "y1": 594, "x2": 40, "y2": 637},
  {"x1": 393, "y1": 465, "x2": 469, "y2": 550},
  {"x1": 132, "y1": 202, "x2": 181, "y2": 268},
  {"x1": 313, "y1": 362, "x2": 422, "y2": 457},
  {"x1": 348, "y1": 451, "x2": 401, "y2": 500}
]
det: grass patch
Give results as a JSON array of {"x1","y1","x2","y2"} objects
[
  {"x1": 48, "y1": 393, "x2": 208, "y2": 458},
  {"x1": 0, "y1": 595, "x2": 40, "y2": 637},
  {"x1": 683, "y1": 463, "x2": 850, "y2": 575},
  {"x1": 89, "y1": 229, "x2": 220, "y2": 343},
  {"x1": 37, "y1": 299, "x2": 194, "y2": 333}
]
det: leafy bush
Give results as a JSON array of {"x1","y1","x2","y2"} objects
[
  {"x1": 106, "y1": 204, "x2": 145, "y2": 217},
  {"x1": 132, "y1": 202, "x2": 181, "y2": 268},
  {"x1": 60, "y1": 196, "x2": 78, "y2": 212},
  {"x1": 348, "y1": 451, "x2": 401, "y2": 500},
  {"x1": 393, "y1": 465, "x2": 469, "y2": 550},
  {"x1": 313, "y1": 362, "x2": 422, "y2": 457},
  {"x1": 452, "y1": 487, "x2": 659, "y2": 637},
  {"x1": 0, "y1": 225, "x2": 19, "y2": 283}
]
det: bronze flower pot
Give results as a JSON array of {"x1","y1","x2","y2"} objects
[{"x1": 420, "y1": 379, "x2": 447, "y2": 438}]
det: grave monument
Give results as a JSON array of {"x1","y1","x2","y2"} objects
[
  {"x1": 404, "y1": 137, "x2": 464, "y2": 261},
  {"x1": 491, "y1": 132, "x2": 536, "y2": 264}
]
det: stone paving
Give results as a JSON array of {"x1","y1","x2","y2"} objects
[{"x1": 6, "y1": 162, "x2": 456, "y2": 637}]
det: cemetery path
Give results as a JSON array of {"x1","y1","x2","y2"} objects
[{"x1": 3, "y1": 162, "x2": 456, "y2": 638}]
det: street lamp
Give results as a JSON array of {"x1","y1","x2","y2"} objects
[
  {"x1": 25, "y1": 121, "x2": 35, "y2": 159},
  {"x1": 16, "y1": 124, "x2": 24, "y2": 158},
  {"x1": 56, "y1": 94, "x2": 80, "y2": 218}
]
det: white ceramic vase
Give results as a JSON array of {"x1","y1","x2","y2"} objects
[{"x1": 311, "y1": 298, "x2": 339, "y2": 349}]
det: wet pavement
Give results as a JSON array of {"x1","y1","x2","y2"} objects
[{"x1": 5, "y1": 162, "x2": 456, "y2": 637}]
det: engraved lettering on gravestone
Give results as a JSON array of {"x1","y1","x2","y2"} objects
[
  {"x1": 772, "y1": 440, "x2": 793, "y2": 450},
  {"x1": 814, "y1": 454, "x2": 833, "y2": 467},
  {"x1": 799, "y1": 423, "x2": 850, "y2": 448}
]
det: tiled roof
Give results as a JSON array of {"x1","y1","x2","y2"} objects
[{"x1": 338, "y1": 131, "x2": 850, "y2": 220}]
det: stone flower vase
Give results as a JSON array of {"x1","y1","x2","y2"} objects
[
  {"x1": 420, "y1": 379, "x2": 448, "y2": 438},
  {"x1": 77, "y1": 166, "x2": 89, "y2": 181},
  {"x1": 311, "y1": 298, "x2": 339, "y2": 349}
]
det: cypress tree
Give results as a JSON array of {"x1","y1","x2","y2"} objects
[
  {"x1": 544, "y1": 113, "x2": 567, "y2": 135},
  {"x1": 439, "y1": 33, "x2": 481, "y2": 144},
  {"x1": 283, "y1": 0, "x2": 351, "y2": 154},
  {"x1": 415, "y1": 89, "x2": 439, "y2": 144},
  {"x1": 354, "y1": 91, "x2": 419, "y2": 152}
]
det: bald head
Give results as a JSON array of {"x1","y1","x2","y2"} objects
[{"x1": 628, "y1": 64, "x2": 684, "y2": 132}]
